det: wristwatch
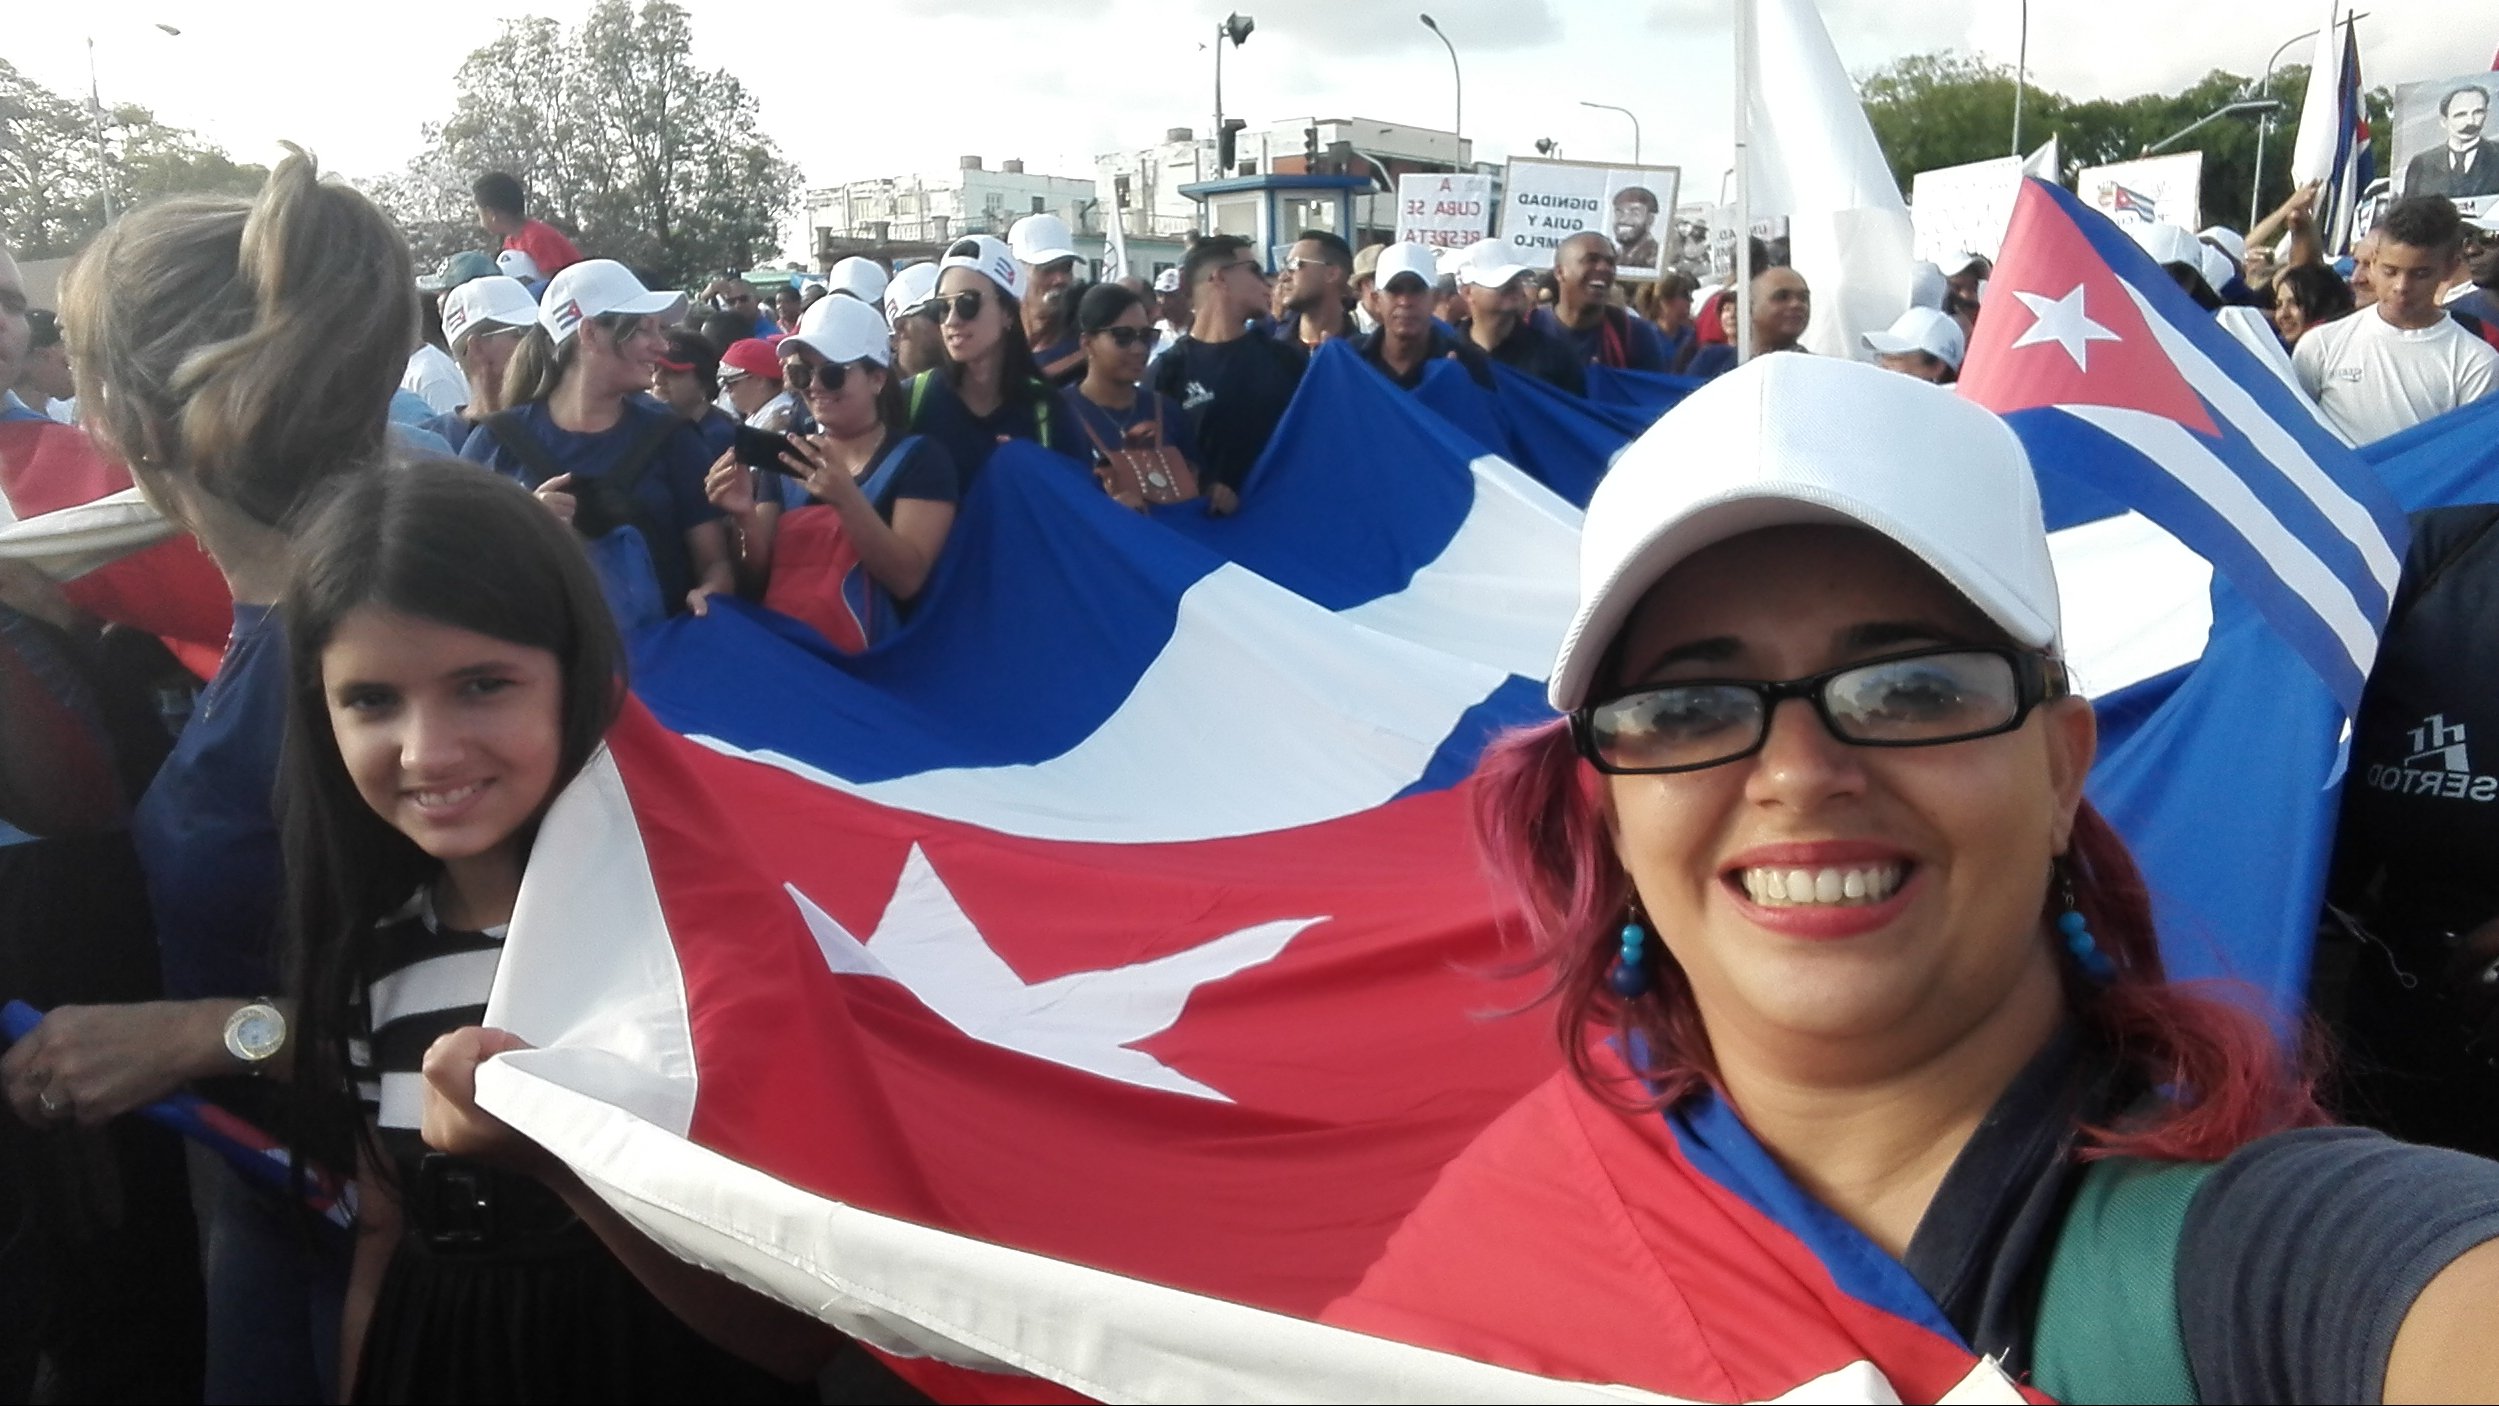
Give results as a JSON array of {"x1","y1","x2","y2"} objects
[{"x1": 223, "y1": 1000, "x2": 288, "y2": 1072}]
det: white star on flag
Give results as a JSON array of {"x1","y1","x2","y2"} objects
[
  {"x1": 2009, "y1": 284, "x2": 2122, "y2": 372},
  {"x1": 789, "y1": 846, "x2": 1323, "y2": 1101}
]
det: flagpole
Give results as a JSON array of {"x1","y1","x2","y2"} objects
[{"x1": 1733, "y1": 0, "x2": 1754, "y2": 363}]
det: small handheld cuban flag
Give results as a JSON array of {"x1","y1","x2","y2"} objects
[{"x1": 1958, "y1": 177, "x2": 2407, "y2": 714}]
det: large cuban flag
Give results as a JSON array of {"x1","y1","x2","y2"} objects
[{"x1": 1960, "y1": 177, "x2": 2409, "y2": 1010}]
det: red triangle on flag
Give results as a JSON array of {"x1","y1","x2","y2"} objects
[{"x1": 1958, "y1": 182, "x2": 2218, "y2": 437}]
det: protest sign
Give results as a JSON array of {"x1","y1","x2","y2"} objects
[
  {"x1": 1496, "y1": 158, "x2": 1683, "y2": 279},
  {"x1": 1669, "y1": 203, "x2": 1715, "y2": 280},
  {"x1": 1909, "y1": 155, "x2": 2023, "y2": 265},
  {"x1": 2075, "y1": 153, "x2": 2202, "y2": 230},
  {"x1": 2392, "y1": 73, "x2": 2499, "y2": 218},
  {"x1": 1394, "y1": 173, "x2": 1495, "y2": 251}
]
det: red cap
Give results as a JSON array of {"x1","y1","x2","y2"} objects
[{"x1": 720, "y1": 338, "x2": 785, "y2": 382}]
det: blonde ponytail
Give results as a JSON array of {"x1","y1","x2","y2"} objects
[{"x1": 62, "y1": 144, "x2": 416, "y2": 526}]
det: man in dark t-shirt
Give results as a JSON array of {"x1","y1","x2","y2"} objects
[
  {"x1": 1532, "y1": 231, "x2": 1672, "y2": 372},
  {"x1": 1152, "y1": 236, "x2": 1306, "y2": 507},
  {"x1": 1352, "y1": 243, "x2": 1495, "y2": 392},
  {"x1": 1452, "y1": 239, "x2": 1585, "y2": 395}
]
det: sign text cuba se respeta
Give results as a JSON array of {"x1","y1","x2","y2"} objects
[
  {"x1": 1495, "y1": 158, "x2": 1683, "y2": 280},
  {"x1": 1395, "y1": 173, "x2": 1496, "y2": 250}
]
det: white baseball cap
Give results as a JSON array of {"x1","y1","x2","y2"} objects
[
  {"x1": 1547, "y1": 355, "x2": 2059, "y2": 712},
  {"x1": 884, "y1": 261, "x2": 940, "y2": 323},
  {"x1": 537, "y1": 258, "x2": 685, "y2": 345},
  {"x1": 440, "y1": 275, "x2": 540, "y2": 354},
  {"x1": 1152, "y1": 267, "x2": 1183, "y2": 294},
  {"x1": 1945, "y1": 251, "x2": 1991, "y2": 276},
  {"x1": 1008, "y1": 213, "x2": 1080, "y2": 268},
  {"x1": 1861, "y1": 306, "x2": 1967, "y2": 371},
  {"x1": 783, "y1": 293, "x2": 892, "y2": 369},
  {"x1": 2197, "y1": 226, "x2": 2247, "y2": 269},
  {"x1": 2127, "y1": 221, "x2": 2202, "y2": 271},
  {"x1": 938, "y1": 235, "x2": 1025, "y2": 301},
  {"x1": 1907, "y1": 260, "x2": 1947, "y2": 310},
  {"x1": 1375, "y1": 242, "x2": 1438, "y2": 293},
  {"x1": 830, "y1": 256, "x2": 889, "y2": 306},
  {"x1": 497, "y1": 248, "x2": 543, "y2": 282},
  {"x1": 1450, "y1": 238, "x2": 1538, "y2": 290}
]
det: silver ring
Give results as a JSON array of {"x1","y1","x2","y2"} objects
[
  {"x1": 36, "y1": 1091, "x2": 63, "y2": 1119},
  {"x1": 2479, "y1": 960, "x2": 2499, "y2": 987}
]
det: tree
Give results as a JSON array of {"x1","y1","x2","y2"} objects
[
  {"x1": 371, "y1": 1, "x2": 799, "y2": 289},
  {"x1": 0, "y1": 59, "x2": 266, "y2": 260},
  {"x1": 1859, "y1": 51, "x2": 2395, "y2": 234}
]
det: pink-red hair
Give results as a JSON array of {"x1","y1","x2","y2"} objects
[{"x1": 1471, "y1": 717, "x2": 2325, "y2": 1162}]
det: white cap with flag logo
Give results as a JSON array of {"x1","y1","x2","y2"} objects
[
  {"x1": 938, "y1": 236, "x2": 1025, "y2": 301},
  {"x1": 1548, "y1": 355, "x2": 2059, "y2": 711},
  {"x1": 441, "y1": 275, "x2": 540, "y2": 354},
  {"x1": 830, "y1": 256, "x2": 889, "y2": 306},
  {"x1": 536, "y1": 258, "x2": 686, "y2": 345}
]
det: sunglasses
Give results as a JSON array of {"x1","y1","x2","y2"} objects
[
  {"x1": 781, "y1": 357, "x2": 868, "y2": 394},
  {"x1": 926, "y1": 290, "x2": 989, "y2": 325},
  {"x1": 1285, "y1": 256, "x2": 1340, "y2": 275},
  {"x1": 1087, "y1": 325, "x2": 1160, "y2": 349},
  {"x1": 1571, "y1": 646, "x2": 2062, "y2": 776}
]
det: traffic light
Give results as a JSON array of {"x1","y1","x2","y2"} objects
[
  {"x1": 1304, "y1": 125, "x2": 1320, "y2": 166},
  {"x1": 1218, "y1": 118, "x2": 1248, "y2": 173}
]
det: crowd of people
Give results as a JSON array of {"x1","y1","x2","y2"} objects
[{"x1": 2, "y1": 140, "x2": 2499, "y2": 1406}]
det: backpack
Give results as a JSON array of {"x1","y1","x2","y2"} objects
[
  {"x1": 2028, "y1": 1157, "x2": 2217, "y2": 1403},
  {"x1": 759, "y1": 437, "x2": 926, "y2": 652},
  {"x1": 485, "y1": 409, "x2": 681, "y2": 631}
]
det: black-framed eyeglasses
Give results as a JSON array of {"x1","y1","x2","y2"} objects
[
  {"x1": 1087, "y1": 324, "x2": 1160, "y2": 349},
  {"x1": 781, "y1": 357, "x2": 855, "y2": 394},
  {"x1": 1571, "y1": 646, "x2": 2064, "y2": 776},
  {"x1": 927, "y1": 290, "x2": 988, "y2": 325}
]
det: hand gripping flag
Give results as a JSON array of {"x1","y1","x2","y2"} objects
[{"x1": 1961, "y1": 177, "x2": 2409, "y2": 1010}]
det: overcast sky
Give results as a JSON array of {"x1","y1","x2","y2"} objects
[{"x1": 14, "y1": 0, "x2": 2491, "y2": 203}]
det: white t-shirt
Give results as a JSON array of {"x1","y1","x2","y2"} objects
[
  {"x1": 400, "y1": 344, "x2": 467, "y2": 416},
  {"x1": 2292, "y1": 307, "x2": 2499, "y2": 445}
]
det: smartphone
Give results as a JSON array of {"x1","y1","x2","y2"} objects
[{"x1": 734, "y1": 425, "x2": 801, "y2": 476}]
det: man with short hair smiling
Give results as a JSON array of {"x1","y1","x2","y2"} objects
[
  {"x1": 1452, "y1": 239, "x2": 1583, "y2": 394},
  {"x1": 1353, "y1": 243, "x2": 1493, "y2": 391},
  {"x1": 2295, "y1": 196, "x2": 2498, "y2": 444},
  {"x1": 2405, "y1": 85, "x2": 2499, "y2": 201},
  {"x1": 1011, "y1": 213, "x2": 1088, "y2": 386},
  {"x1": 1749, "y1": 265, "x2": 1813, "y2": 358},
  {"x1": 1275, "y1": 230, "x2": 1358, "y2": 347},
  {"x1": 1533, "y1": 231, "x2": 1671, "y2": 371}
]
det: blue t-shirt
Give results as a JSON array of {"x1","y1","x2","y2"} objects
[
  {"x1": 1683, "y1": 343, "x2": 1739, "y2": 381},
  {"x1": 1532, "y1": 305, "x2": 1673, "y2": 373},
  {"x1": 688, "y1": 405, "x2": 738, "y2": 464},
  {"x1": 1056, "y1": 386, "x2": 1202, "y2": 468},
  {"x1": 129, "y1": 603, "x2": 288, "y2": 1000},
  {"x1": 459, "y1": 399, "x2": 722, "y2": 604},
  {"x1": 417, "y1": 409, "x2": 476, "y2": 454},
  {"x1": 903, "y1": 372, "x2": 1087, "y2": 484}
]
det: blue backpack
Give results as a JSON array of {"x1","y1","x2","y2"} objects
[{"x1": 485, "y1": 410, "x2": 679, "y2": 632}]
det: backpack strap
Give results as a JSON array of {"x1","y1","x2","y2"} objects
[
  {"x1": 483, "y1": 410, "x2": 567, "y2": 489},
  {"x1": 853, "y1": 434, "x2": 922, "y2": 509},
  {"x1": 2029, "y1": 1157, "x2": 2215, "y2": 1404},
  {"x1": 603, "y1": 411, "x2": 681, "y2": 506},
  {"x1": 908, "y1": 372, "x2": 933, "y2": 427}
]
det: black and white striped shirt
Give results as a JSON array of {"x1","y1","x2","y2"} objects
[{"x1": 346, "y1": 890, "x2": 506, "y2": 1166}]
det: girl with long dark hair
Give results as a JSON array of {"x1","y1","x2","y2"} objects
[
  {"x1": 900, "y1": 235, "x2": 1084, "y2": 481},
  {"x1": 280, "y1": 462, "x2": 826, "y2": 1401}
]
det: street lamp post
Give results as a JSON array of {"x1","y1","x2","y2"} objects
[
  {"x1": 2011, "y1": 0, "x2": 2029, "y2": 156},
  {"x1": 1419, "y1": 14, "x2": 1461, "y2": 161},
  {"x1": 2248, "y1": 11, "x2": 2369, "y2": 228},
  {"x1": 85, "y1": 23, "x2": 184, "y2": 224},
  {"x1": 1579, "y1": 101, "x2": 1641, "y2": 164},
  {"x1": 1211, "y1": 13, "x2": 1254, "y2": 177}
]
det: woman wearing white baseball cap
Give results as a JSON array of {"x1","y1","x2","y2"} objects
[
  {"x1": 700, "y1": 295, "x2": 959, "y2": 651},
  {"x1": 883, "y1": 262, "x2": 945, "y2": 377},
  {"x1": 1331, "y1": 355, "x2": 2499, "y2": 1402},
  {"x1": 902, "y1": 234, "x2": 1085, "y2": 480},
  {"x1": 463, "y1": 258, "x2": 733, "y2": 626}
]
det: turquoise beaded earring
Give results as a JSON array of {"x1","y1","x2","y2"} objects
[
  {"x1": 2055, "y1": 863, "x2": 2115, "y2": 984},
  {"x1": 1608, "y1": 908, "x2": 1652, "y2": 999}
]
